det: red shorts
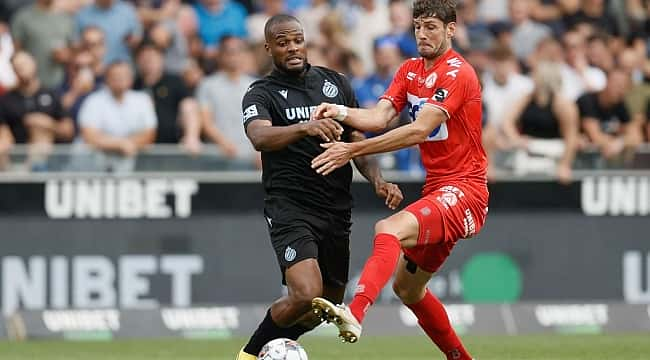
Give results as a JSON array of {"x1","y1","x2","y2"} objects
[{"x1": 402, "y1": 183, "x2": 488, "y2": 273}]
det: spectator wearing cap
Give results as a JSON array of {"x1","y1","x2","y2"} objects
[
  {"x1": 11, "y1": 0, "x2": 74, "y2": 88},
  {"x1": 74, "y1": 0, "x2": 143, "y2": 64},
  {"x1": 578, "y1": 69, "x2": 642, "y2": 161}
]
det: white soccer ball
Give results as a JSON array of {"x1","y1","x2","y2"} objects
[{"x1": 258, "y1": 338, "x2": 308, "y2": 360}]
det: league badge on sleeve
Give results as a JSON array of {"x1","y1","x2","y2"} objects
[
  {"x1": 433, "y1": 88, "x2": 449, "y2": 102},
  {"x1": 243, "y1": 104, "x2": 259, "y2": 121}
]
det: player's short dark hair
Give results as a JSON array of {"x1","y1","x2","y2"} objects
[
  {"x1": 412, "y1": 0, "x2": 457, "y2": 24},
  {"x1": 264, "y1": 14, "x2": 301, "y2": 41}
]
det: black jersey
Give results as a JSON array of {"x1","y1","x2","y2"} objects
[{"x1": 242, "y1": 65, "x2": 359, "y2": 213}]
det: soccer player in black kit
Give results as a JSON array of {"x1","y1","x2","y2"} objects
[{"x1": 236, "y1": 15, "x2": 404, "y2": 360}]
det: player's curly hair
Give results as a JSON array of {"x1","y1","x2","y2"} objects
[{"x1": 412, "y1": 0, "x2": 457, "y2": 24}]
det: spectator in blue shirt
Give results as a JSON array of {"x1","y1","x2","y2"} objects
[
  {"x1": 75, "y1": 0, "x2": 143, "y2": 64},
  {"x1": 192, "y1": 0, "x2": 247, "y2": 52}
]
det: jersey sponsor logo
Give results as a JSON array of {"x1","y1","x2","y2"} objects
[
  {"x1": 446, "y1": 57, "x2": 463, "y2": 79},
  {"x1": 406, "y1": 71, "x2": 417, "y2": 81},
  {"x1": 462, "y1": 208, "x2": 476, "y2": 238},
  {"x1": 278, "y1": 89, "x2": 288, "y2": 99},
  {"x1": 406, "y1": 93, "x2": 448, "y2": 141},
  {"x1": 243, "y1": 105, "x2": 258, "y2": 122},
  {"x1": 322, "y1": 80, "x2": 339, "y2": 98},
  {"x1": 436, "y1": 186, "x2": 465, "y2": 210},
  {"x1": 285, "y1": 106, "x2": 317, "y2": 122},
  {"x1": 425, "y1": 73, "x2": 437, "y2": 88},
  {"x1": 433, "y1": 88, "x2": 449, "y2": 102},
  {"x1": 284, "y1": 247, "x2": 297, "y2": 262}
]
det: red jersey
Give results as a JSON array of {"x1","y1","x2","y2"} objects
[{"x1": 380, "y1": 49, "x2": 487, "y2": 193}]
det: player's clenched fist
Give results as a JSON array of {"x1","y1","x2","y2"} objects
[
  {"x1": 302, "y1": 118, "x2": 343, "y2": 142},
  {"x1": 311, "y1": 102, "x2": 341, "y2": 121}
]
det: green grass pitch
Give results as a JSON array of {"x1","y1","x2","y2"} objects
[{"x1": 1, "y1": 334, "x2": 650, "y2": 360}]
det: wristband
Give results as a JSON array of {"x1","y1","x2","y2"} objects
[{"x1": 334, "y1": 105, "x2": 347, "y2": 122}]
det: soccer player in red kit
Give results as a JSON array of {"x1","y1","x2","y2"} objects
[{"x1": 309, "y1": 1, "x2": 487, "y2": 359}]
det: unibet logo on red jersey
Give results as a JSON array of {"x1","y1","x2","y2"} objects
[{"x1": 406, "y1": 93, "x2": 448, "y2": 141}]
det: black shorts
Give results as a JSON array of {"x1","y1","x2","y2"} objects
[{"x1": 264, "y1": 195, "x2": 351, "y2": 287}]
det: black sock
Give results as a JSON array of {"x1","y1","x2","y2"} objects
[{"x1": 243, "y1": 309, "x2": 312, "y2": 355}]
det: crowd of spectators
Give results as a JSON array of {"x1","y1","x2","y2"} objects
[{"x1": 0, "y1": 0, "x2": 646, "y2": 179}]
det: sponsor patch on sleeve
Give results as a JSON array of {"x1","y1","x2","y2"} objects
[{"x1": 243, "y1": 104, "x2": 259, "y2": 122}]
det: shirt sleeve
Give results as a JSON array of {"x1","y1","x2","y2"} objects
[
  {"x1": 48, "y1": 91, "x2": 67, "y2": 121},
  {"x1": 379, "y1": 61, "x2": 410, "y2": 113},
  {"x1": 195, "y1": 81, "x2": 212, "y2": 110},
  {"x1": 78, "y1": 94, "x2": 98, "y2": 129},
  {"x1": 140, "y1": 94, "x2": 158, "y2": 129},
  {"x1": 577, "y1": 94, "x2": 599, "y2": 120},
  {"x1": 424, "y1": 64, "x2": 473, "y2": 119},
  {"x1": 338, "y1": 73, "x2": 359, "y2": 109},
  {"x1": 9, "y1": 11, "x2": 26, "y2": 45},
  {"x1": 616, "y1": 102, "x2": 630, "y2": 124},
  {"x1": 242, "y1": 86, "x2": 272, "y2": 131}
]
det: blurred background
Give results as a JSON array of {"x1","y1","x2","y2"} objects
[{"x1": 0, "y1": 0, "x2": 648, "y2": 342}]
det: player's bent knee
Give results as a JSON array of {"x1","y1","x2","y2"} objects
[
  {"x1": 374, "y1": 218, "x2": 398, "y2": 237},
  {"x1": 374, "y1": 213, "x2": 419, "y2": 244}
]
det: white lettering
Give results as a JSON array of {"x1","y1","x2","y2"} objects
[
  {"x1": 623, "y1": 251, "x2": 650, "y2": 303},
  {"x1": 119, "y1": 256, "x2": 158, "y2": 309},
  {"x1": 44, "y1": 179, "x2": 197, "y2": 219},
  {"x1": 161, "y1": 307, "x2": 240, "y2": 330},
  {"x1": 45, "y1": 180, "x2": 73, "y2": 218},
  {"x1": 145, "y1": 179, "x2": 171, "y2": 218},
  {"x1": 75, "y1": 179, "x2": 103, "y2": 218},
  {"x1": 161, "y1": 256, "x2": 204, "y2": 306},
  {"x1": 535, "y1": 304, "x2": 608, "y2": 327},
  {"x1": 173, "y1": 180, "x2": 198, "y2": 218},
  {"x1": 2, "y1": 257, "x2": 46, "y2": 316},
  {"x1": 50, "y1": 256, "x2": 68, "y2": 309},
  {"x1": 73, "y1": 256, "x2": 116, "y2": 308},
  {"x1": 582, "y1": 176, "x2": 650, "y2": 216},
  {"x1": 43, "y1": 310, "x2": 120, "y2": 332}
]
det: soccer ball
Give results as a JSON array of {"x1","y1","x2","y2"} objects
[{"x1": 258, "y1": 338, "x2": 308, "y2": 360}]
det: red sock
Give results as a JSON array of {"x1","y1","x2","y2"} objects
[
  {"x1": 406, "y1": 290, "x2": 472, "y2": 360},
  {"x1": 349, "y1": 233, "x2": 401, "y2": 323}
]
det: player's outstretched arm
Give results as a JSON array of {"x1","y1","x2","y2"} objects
[
  {"x1": 349, "y1": 131, "x2": 403, "y2": 210},
  {"x1": 312, "y1": 100, "x2": 397, "y2": 133},
  {"x1": 245, "y1": 118, "x2": 343, "y2": 152},
  {"x1": 312, "y1": 104, "x2": 447, "y2": 175}
]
